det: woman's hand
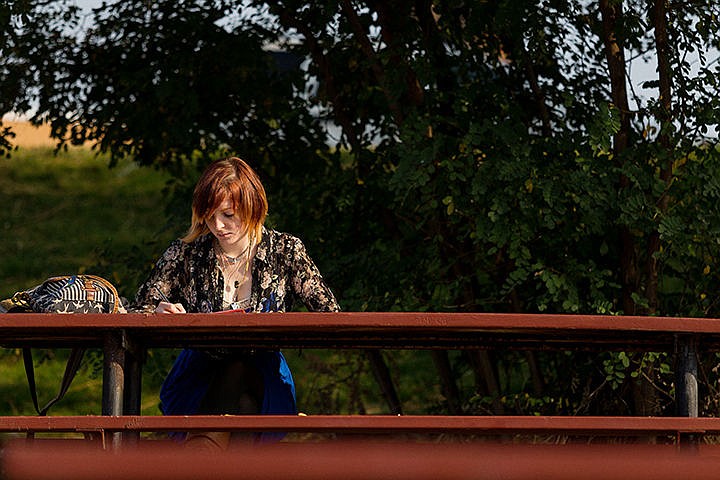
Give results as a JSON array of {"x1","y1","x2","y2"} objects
[{"x1": 155, "y1": 301, "x2": 187, "y2": 314}]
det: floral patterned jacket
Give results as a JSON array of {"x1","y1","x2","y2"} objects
[{"x1": 133, "y1": 227, "x2": 340, "y2": 313}]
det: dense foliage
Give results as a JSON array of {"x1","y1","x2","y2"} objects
[{"x1": 3, "y1": 0, "x2": 720, "y2": 417}]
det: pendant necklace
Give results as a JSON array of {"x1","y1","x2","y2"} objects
[{"x1": 216, "y1": 239, "x2": 253, "y2": 298}]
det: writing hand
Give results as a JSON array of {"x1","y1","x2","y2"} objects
[{"x1": 155, "y1": 301, "x2": 187, "y2": 314}]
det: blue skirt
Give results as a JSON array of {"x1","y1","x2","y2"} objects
[{"x1": 159, "y1": 348, "x2": 297, "y2": 442}]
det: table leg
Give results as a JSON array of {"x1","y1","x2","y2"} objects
[
  {"x1": 102, "y1": 330, "x2": 126, "y2": 449},
  {"x1": 675, "y1": 334, "x2": 698, "y2": 448}
]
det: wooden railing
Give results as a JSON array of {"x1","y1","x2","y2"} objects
[
  {"x1": 5, "y1": 441, "x2": 720, "y2": 480},
  {"x1": 0, "y1": 312, "x2": 714, "y2": 447}
]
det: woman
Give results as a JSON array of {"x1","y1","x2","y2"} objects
[{"x1": 133, "y1": 156, "x2": 340, "y2": 448}]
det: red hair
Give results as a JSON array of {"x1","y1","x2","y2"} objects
[{"x1": 182, "y1": 157, "x2": 268, "y2": 243}]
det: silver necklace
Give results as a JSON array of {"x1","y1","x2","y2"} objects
[
  {"x1": 216, "y1": 239, "x2": 252, "y2": 297},
  {"x1": 220, "y1": 241, "x2": 251, "y2": 264}
]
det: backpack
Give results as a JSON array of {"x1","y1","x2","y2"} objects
[{"x1": 0, "y1": 275, "x2": 124, "y2": 416}]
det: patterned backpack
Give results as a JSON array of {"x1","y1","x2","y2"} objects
[
  {"x1": 1, "y1": 274, "x2": 123, "y2": 315},
  {"x1": 0, "y1": 275, "x2": 124, "y2": 416}
]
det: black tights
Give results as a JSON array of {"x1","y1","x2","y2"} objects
[
  {"x1": 199, "y1": 357, "x2": 265, "y2": 415},
  {"x1": 189, "y1": 357, "x2": 265, "y2": 446}
]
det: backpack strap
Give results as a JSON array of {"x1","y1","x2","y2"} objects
[
  {"x1": 85, "y1": 275, "x2": 120, "y2": 313},
  {"x1": 22, "y1": 347, "x2": 86, "y2": 416},
  {"x1": 7, "y1": 274, "x2": 121, "y2": 423}
]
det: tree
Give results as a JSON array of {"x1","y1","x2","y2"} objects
[
  {"x1": 0, "y1": 0, "x2": 49, "y2": 152},
  {"x1": 3, "y1": 0, "x2": 720, "y2": 416}
]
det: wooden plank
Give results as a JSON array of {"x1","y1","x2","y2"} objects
[
  {"x1": 1, "y1": 415, "x2": 719, "y2": 435},
  {"x1": 0, "y1": 312, "x2": 719, "y2": 350},
  {"x1": 3, "y1": 311, "x2": 720, "y2": 333},
  {"x1": 5, "y1": 441, "x2": 720, "y2": 480}
]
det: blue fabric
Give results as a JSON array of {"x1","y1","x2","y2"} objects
[{"x1": 160, "y1": 348, "x2": 296, "y2": 443}]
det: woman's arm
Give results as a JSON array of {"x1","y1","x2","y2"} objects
[
  {"x1": 289, "y1": 236, "x2": 340, "y2": 312},
  {"x1": 132, "y1": 239, "x2": 189, "y2": 313}
]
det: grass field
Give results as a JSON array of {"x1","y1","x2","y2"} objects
[
  {"x1": 0, "y1": 126, "x2": 179, "y2": 417},
  {"x1": 0, "y1": 146, "x2": 179, "y2": 299}
]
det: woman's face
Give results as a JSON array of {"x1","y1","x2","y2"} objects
[{"x1": 206, "y1": 197, "x2": 247, "y2": 250}]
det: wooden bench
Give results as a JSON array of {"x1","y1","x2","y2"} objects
[
  {"x1": 0, "y1": 414, "x2": 718, "y2": 438},
  {"x1": 0, "y1": 312, "x2": 715, "y2": 446}
]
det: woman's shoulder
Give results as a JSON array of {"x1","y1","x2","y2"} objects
[
  {"x1": 260, "y1": 227, "x2": 305, "y2": 252},
  {"x1": 161, "y1": 235, "x2": 213, "y2": 260}
]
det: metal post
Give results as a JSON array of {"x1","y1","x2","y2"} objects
[
  {"x1": 123, "y1": 350, "x2": 143, "y2": 415},
  {"x1": 675, "y1": 335, "x2": 698, "y2": 417},
  {"x1": 675, "y1": 334, "x2": 698, "y2": 447},
  {"x1": 122, "y1": 344, "x2": 144, "y2": 446},
  {"x1": 102, "y1": 330, "x2": 126, "y2": 449}
]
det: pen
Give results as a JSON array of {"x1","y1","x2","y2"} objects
[{"x1": 154, "y1": 287, "x2": 170, "y2": 303}]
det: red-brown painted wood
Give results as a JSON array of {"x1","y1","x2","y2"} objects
[
  {"x1": 0, "y1": 415, "x2": 717, "y2": 436},
  {"x1": 5, "y1": 441, "x2": 720, "y2": 480},
  {"x1": 0, "y1": 312, "x2": 718, "y2": 350}
]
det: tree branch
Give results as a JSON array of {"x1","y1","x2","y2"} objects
[
  {"x1": 339, "y1": 0, "x2": 406, "y2": 125},
  {"x1": 271, "y1": 5, "x2": 363, "y2": 151}
]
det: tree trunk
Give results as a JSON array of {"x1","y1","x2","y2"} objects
[
  {"x1": 366, "y1": 350, "x2": 403, "y2": 415},
  {"x1": 645, "y1": 0, "x2": 673, "y2": 314},
  {"x1": 599, "y1": 0, "x2": 636, "y2": 315},
  {"x1": 467, "y1": 350, "x2": 505, "y2": 414},
  {"x1": 431, "y1": 350, "x2": 463, "y2": 414},
  {"x1": 600, "y1": 0, "x2": 670, "y2": 415}
]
